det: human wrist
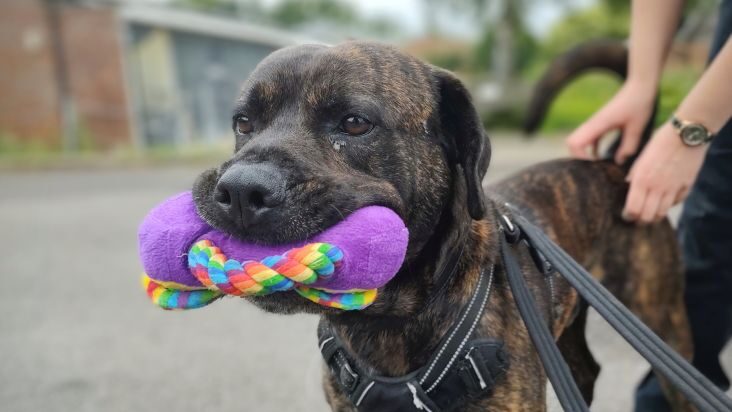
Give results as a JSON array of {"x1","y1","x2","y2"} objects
[
  {"x1": 663, "y1": 118, "x2": 715, "y2": 150},
  {"x1": 671, "y1": 38, "x2": 732, "y2": 134},
  {"x1": 624, "y1": 76, "x2": 658, "y2": 99},
  {"x1": 674, "y1": 105, "x2": 727, "y2": 135}
]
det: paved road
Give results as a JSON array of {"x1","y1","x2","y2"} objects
[{"x1": 1, "y1": 137, "x2": 729, "y2": 412}]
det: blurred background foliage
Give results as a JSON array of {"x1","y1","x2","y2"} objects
[
  {"x1": 0, "y1": 0, "x2": 717, "y2": 156},
  {"x1": 158, "y1": 0, "x2": 714, "y2": 132}
]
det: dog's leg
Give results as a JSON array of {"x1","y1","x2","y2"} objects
[
  {"x1": 557, "y1": 304, "x2": 600, "y2": 405},
  {"x1": 599, "y1": 220, "x2": 694, "y2": 412}
]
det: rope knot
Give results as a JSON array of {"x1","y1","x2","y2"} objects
[
  {"x1": 188, "y1": 240, "x2": 343, "y2": 295},
  {"x1": 143, "y1": 240, "x2": 375, "y2": 311}
]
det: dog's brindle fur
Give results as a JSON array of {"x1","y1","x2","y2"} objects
[{"x1": 192, "y1": 42, "x2": 693, "y2": 411}]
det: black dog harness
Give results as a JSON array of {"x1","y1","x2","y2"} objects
[
  {"x1": 319, "y1": 211, "x2": 732, "y2": 412},
  {"x1": 318, "y1": 265, "x2": 510, "y2": 412}
]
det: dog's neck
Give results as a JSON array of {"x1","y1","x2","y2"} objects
[{"x1": 323, "y1": 192, "x2": 500, "y2": 377}]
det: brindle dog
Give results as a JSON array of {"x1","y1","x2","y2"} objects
[{"x1": 192, "y1": 41, "x2": 692, "y2": 411}]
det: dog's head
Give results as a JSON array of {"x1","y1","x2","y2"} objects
[{"x1": 193, "y1": 42, "x2": 490, "y2": 314}]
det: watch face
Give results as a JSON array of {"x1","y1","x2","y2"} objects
[{"x1": 681, "y1": 124, "x2": 708, "y2": 146}]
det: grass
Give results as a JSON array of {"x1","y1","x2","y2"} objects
[
  {"x1": 0, "y1": 138, "x2": 231, "y2": 171},
  {"x1": 540, "y1": 73, "x2": 621, "y2": 131}
]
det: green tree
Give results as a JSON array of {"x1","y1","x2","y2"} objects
[
  {"x1": 542, "y1": 2, "x2": 630, "y2": 58},
  {"x1": 441, "y1": 0, "x2": 554, "y2": 85},
  {"x1": 473, "y1": 25, "x2": 537, "y2": 74},
  {"x1": 175, "y1": 0, "x2": 236, "y2": 14},
  {"x1": 269, "y1": 0, "x2": 357, "y2": 27},
  {"x1": 174, "y1": 0, "x2": 268, "y2": 18}
]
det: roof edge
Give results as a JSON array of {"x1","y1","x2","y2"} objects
[{"x1": 119, "y1": 5, "x2": 325, "y2": 48}]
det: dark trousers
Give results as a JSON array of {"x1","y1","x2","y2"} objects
[{"x1": 635, "y1": 3, "x2": 732, "y2": 410}]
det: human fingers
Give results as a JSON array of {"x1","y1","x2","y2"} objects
[
  {"x1": 622, "y1": 181, "x2": 648, "y2": 222},
  {"x1": 566, "y1": 114, "x2": 613, "y2": 160},
  {"x1": 674, "y1": 186, "x2": 690, "y2": 204},
  {"x1": 639, "y1": 190, "x2": 662, "y2": 224},
  {"x1": 654, "y1": 191, "x2": 676, "y2": 222},
  {"x1": 614, "y1": 118, "x2": 646, "y2": 165}
]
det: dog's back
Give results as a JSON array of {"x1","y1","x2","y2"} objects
[
  {"x1": 487, "y1": 40, "x2": 693, "y2": 408},
  {"x1": 489, "y1": 157, "x2": 680, "y2": 306}
]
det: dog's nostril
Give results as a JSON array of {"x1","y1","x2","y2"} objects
[
  {"x1": 248, "y1": 190, "x2": 265, "y2": 209},
  {"x1": 215, "y1": 188, "x2": 232, "y2": 206},
  {"x1": 214, "y1": 163, "x2": 285, "y2": 226}
]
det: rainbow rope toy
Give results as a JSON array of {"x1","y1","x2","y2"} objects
[
  {"x1": 138, "y1": 192, "x2": 408, "y2": 311},
  {"x1": 142, "y1": 240, "x2": 374, "y2": 311}
]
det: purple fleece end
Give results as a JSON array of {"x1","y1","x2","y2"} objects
[{"x1": 138, "y1": 192, "x2": 409, "y2": 291}]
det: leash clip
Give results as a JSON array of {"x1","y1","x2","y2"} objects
[{"x1": 500, "y1": 214, "x2": 521, "y2": 244}]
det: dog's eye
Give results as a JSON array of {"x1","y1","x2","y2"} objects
[
  {"x1": 235, "y1": 116, "x2": 253, "y2": 134},
  {"x1": 339, "y1": 115, "x2": 373, "y2": 136}
]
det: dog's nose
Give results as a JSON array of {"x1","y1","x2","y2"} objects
[{"x1": 214, "y1": 163, "x2": 285, "y2": 227}]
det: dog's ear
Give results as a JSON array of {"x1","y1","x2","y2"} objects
[{"x1": 433, "y1": 68, "x2": 491, "y2": 220}]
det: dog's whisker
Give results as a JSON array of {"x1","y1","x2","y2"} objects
[{"x1": 330, "y1": 205, "x2": 346, "y2": 221}]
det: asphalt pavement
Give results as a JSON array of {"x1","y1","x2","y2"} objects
[{"x1": 1, "y1": 136, "x2": 729, "y2": 412}]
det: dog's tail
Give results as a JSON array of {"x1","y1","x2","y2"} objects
[{"x1": 523, "y1": 39, "x2": 657, "y2": 168}]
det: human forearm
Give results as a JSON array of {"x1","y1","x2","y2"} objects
[
  {"x1": 623, "y1": 38, "x2": 732, "y2": 223},
  {"x1": 675, "y1": 37, "x2": 732, "y2": 133},
  {"x1": 627, "y1": 0, "x2": 685, "y2": 89}
]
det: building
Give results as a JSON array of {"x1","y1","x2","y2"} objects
[{"x1": 0, "y1": 0, "x2": 313, "y2": 150}]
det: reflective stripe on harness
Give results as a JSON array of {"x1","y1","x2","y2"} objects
[{"x1": 318, "y1": 266, "x2": 510, "y2": 412}]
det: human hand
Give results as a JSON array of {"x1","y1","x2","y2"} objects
[
  {"x1": 566, "y1": 81, "x2": 656, "y2": 164},
  {"x1": 622, "y1": 122, "x2": 708, "y2": 223}
]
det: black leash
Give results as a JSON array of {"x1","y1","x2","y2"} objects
[
  {"x1": 500, "y1": 230, "x2": 590, "y2": 411},
  {"x1": 502, "y1": 212, "x2": 732, "y2": 412}
]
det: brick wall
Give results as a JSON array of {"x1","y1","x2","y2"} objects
[
  {"x1": 0, "y1": 0, "x2": 132, "y2": 150},
  {"x1": 0, "y1": 0, "x2": 62, "y2": 148},
  {"x1": 60, "y1": 4, "x2": 132, "y2": 149}
]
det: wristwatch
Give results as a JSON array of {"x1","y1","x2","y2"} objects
[{"x1": 670, "y1": 115, "x2": 715, "y2": 147}]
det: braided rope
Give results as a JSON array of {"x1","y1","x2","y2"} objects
[
  {"x1": 142, "y1": 240, "x2": 377, "y2": 311},
  {"x1": 142, "y1": 275, "x2": 221, "y2": 310}
]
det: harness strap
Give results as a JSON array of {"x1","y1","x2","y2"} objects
[
  {"x1": 417, "y1": 266, "x2": 494, "y2": 392},
  {"x1": 500, "y1": 231, "x2": 590, "y2": 411},
  {"x1": 510, "y1": 213, "x2": 732, "y2": 412},
  {"x1": 423, "y1": 241, "x2": 466, "y2": 307},
  {"x1": 318, "y1": 266, "x2": 509, "y2": 411}
]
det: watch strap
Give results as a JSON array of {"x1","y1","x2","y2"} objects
[{"x1": 670, "y1": 114, "x2": 715, "y2": 146}]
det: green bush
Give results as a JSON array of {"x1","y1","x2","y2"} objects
[
  {"x1": 482, "y1": 104, "x2": 526, "y2": 131},
  {"x1": 542, "y1": 3, "x2": 629, "y2": 59},
  {"x1": 657, "y1": 68, "x2": 702, "y2": 123},
  {"x1": 0, "y1": 133, "x2": 59, "y2": 154},
  {"x1": 540, "y1": 73, "x2": 621, "y2": 131},
  {"x1": 534, "y1": 67, "x2": 701, "y2": 133}
]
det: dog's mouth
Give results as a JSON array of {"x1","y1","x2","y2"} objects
[
  {"x1": 189, "y1": 166, "x2": 407, "y2": 315},
  {"x1": 243, "y1": 290, "x2": 347, "y2": 315}
]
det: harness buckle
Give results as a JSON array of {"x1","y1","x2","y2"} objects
[
  {"x1": 524, "y1": 240, "x2": 554, "y2": 276},
  {"x1": 500, "y1": 214, "x2": 521, "y2": 244},
  {"x1": 339, "y1": 357, "x2": 360, "y2": 393}
]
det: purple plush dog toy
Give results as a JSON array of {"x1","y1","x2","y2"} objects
[{"x1": 138, "y1": 192, "x2": 409, "y2": 310}]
